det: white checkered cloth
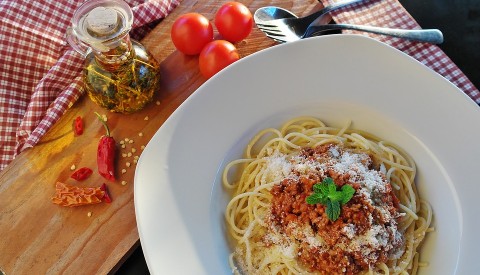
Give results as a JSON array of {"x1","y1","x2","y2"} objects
[
  {"x1": 0, "y1": 0, "x2": 179, "y2": 171},
  {"x1": 1, "y1": 0, "x2": 478, "y2": 171}
]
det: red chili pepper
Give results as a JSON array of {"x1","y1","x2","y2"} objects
[
  {"x1": 74, "y1": 116, "x2": 84, "y2": 135},
  {"x1": 100, "y1": 183, "x2": 112, "y2": 203},
  {"x1": 95, "y1": 112, "x2": 116, "y2": 181},
  {"x1": 71, "y1": 167, "x2": 93, "y2": 181}
]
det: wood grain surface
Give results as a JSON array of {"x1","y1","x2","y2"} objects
[{"x1": 0, "y1": 0, "x2": 321, "y2": 274}]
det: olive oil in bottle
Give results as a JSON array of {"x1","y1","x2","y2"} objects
[{"x1": 67, "y1": 0, "x2": 159, "y2": 113}]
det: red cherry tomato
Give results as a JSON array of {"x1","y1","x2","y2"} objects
[
  {"x1": 199, "y1": 40, "x2": 240, "y2": 79},
  {"x1": 214, "y1": 2, "x2": 253, "y2": 43},
  {"x1": 171, "y1": 13, "x2": 214, "y2": 55}
]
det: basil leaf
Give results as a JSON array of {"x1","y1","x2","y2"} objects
[
  {"x1": 318, "y1": 195, "x2": 329, "y2": 205},
  {"x1": 326, "y1": 200, "x2": 341, "y2": 221},
  {"x1": 340, "y1": 185, "x2": 355, "y2": 205},
  {"x1": 318, "y1": 182, "x2": 330, "y2": 196},
  {"x1": 328, "y1": 191, "x2": 345, "y2": 202},
  {"x1": 306, "y1": 193, "x2": 324, "y2": 204},
  {"x1": 308, "y1": 178, "x2": 355, "y2": 221},
  {"x1": 322, "y1": 177, "x2": 334, "y2": 185},
  {"x1": 313, "y1": 183, "x2": 324, "y2": 194},
  {"x1": 329, "y1": 182, "x2": 337, "y2": 195}
]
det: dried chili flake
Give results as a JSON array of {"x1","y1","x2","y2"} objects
[
  {"x1": 73, "y1": 116, "x2": 84, "y2": 135},
  {"x1": 71, "y1": 167, "x2": 93, "y2": 181},
  {"x1": 52, "y1": 182, "x2": 105, "y2": 207},
  {"x1": 100, "y1": 183, "x2": 112, "y2": 203}
]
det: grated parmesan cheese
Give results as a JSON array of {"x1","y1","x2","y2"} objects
[
  {"x1": 264, "y1": 154, "x2": 293, "y2": 182},
  {"x1": 342, "y1": 224, "x2": 357, "y2": 239},
  {"x1": 259, "y1": 144, "x2": 403, "y2": 269}
]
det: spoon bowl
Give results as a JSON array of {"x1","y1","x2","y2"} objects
[{"x1": 253, "y1": 6, "x2": 297, "y2": 22}]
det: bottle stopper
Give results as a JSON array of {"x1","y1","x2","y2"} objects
[{"x1": 86, "y1": 6, "x2": 118, "y2": 35}]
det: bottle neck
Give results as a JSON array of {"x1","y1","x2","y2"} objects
[{"x1": 93, "y1": 34, "x2": 135, "y2": 71}]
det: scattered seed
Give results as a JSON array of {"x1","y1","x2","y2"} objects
[
  {"x1": 144, "y1": 116, "x2": 149, "y2": 121},
  {"x1": 134, "y1": 155, "x2": 139, "y2": 160},
  {"x1": 133, "y1": 159, "x2": 138, "y2": 164},
  {"x1": 156, "y1": 101, "x2": 161, "y2": 105},
  {"x1": 70, "y1": 164, "x2": 76, "y2": 171},
  {"x1": 122, "y1": 169, "x2": 127, "y2": 174},
  {"x1": 122, "y1": 153, "x2": 127, "y2": 158},
  {"x1": 125, "y1": 138, "x2": 130, "y2": 142},
  {"x1": 141, "y1": 145, "x2": 145, "y2": 150},
  {"x1": 126, "y1": 162, "x2": 131, "y2": 167},
  {"x1": 121, "y1": 144, "x2": 126, "y2": 149},
  {"x1": 129, "y1": 139, "x2": 134, "y2": 144},
  {"x1": 120, "y1": 140, "x2": 125, "y2": 145},
  {"x1": 121, "y1": 181, "x2": 127, "y2": 186},
  {"x1": 138, "y1": 132, "x2": 143, "y2": 137},
  {"x1": 87, "y1": 212, "x2": 92, "y2": 217},
  {"x1": 127, "y1": 152, "x2": 132, "y2": 157},
  {"x1": 131, "y1": 148, "x2": 136, "y2": 153}
]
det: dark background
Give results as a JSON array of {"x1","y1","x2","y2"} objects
[
  {"x1": 401, "y1": 0, "x2": 480, "y2": 90},
  {"x1": 116, "y1": 0, "x2": 480, "y2": 274}
]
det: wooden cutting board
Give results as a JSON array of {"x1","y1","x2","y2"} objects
[{"x1": 0, "y1": 0, "x2": 321, "y2": 273}]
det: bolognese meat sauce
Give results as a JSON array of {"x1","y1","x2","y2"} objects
[{"x1": 266, "y1": 144, "x2": 404, "y2": 274}]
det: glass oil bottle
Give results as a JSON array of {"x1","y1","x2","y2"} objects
[{"x1": 66, "y1": 0, "x2": 159, "y2": 113}]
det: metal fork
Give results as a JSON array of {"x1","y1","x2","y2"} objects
[
  {"x1": 255, "y1": 0, "x2": 367, "y2": 42},
  {"x1": 268, "y1": 23, "x2": 444, "y2": 44}
]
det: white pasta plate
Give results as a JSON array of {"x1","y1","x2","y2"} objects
[{"x1": 134, "y1": 34, "x2": 480, "y2": 274}]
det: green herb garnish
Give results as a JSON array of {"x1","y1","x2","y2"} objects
[{"x1": 306, "y1": 177, "x2": 355, "y2": 221}]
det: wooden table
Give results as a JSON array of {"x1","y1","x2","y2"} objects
[{"x1": 0, "y1": 0, "x2": 321, "y2": 274}]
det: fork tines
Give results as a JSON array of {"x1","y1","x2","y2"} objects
[
  {"x1": 256, "y1": 23, "x2": 290, "y2": 43},
  {"x1": 256, "y1": 23, "x2": 283, "y2": 33}
]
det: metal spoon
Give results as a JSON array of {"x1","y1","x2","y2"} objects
[
  {"x1": 254, "y1": 0, "x2": 365, "y2": 39},
  {"x1": 255, "y1": 6, "x2": 443, "y2": 44}
]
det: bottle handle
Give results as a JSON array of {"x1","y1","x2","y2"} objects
[{"x1": 66, "y1": 27, "x2": 91, "y2": 57}]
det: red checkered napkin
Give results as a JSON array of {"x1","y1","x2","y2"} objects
[
  {"x1": 0, "y1": 0, "x2": 179, "y2": 171},
  {"x1": 319, "y1": 0, "x2": 480, "y2": 103}
]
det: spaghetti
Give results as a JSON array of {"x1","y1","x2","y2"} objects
[{"x1": 223, "y1": 117, "x2": 433, "y2": 274}]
